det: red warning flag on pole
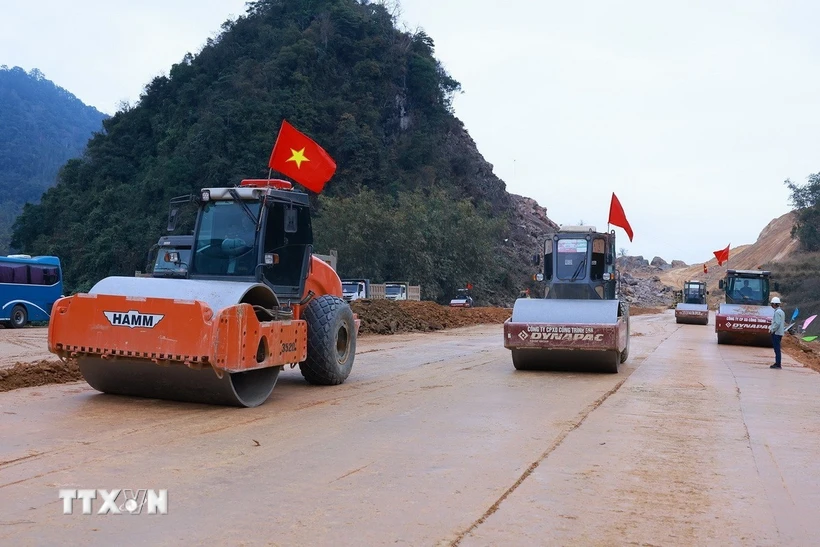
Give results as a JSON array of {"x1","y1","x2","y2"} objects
[
  {"x1": 713, "y1": 245, "x2": 730, "y2": 266},
  {"x1": 608, "y1": 193, "x2": 633, "y2": 242},
  {"x1": 269, "y1": 120, "x2": 337, "y2": 193}
]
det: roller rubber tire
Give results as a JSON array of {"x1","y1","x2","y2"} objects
[{"x1": 300, "y1": 295, "x2": 356, "y2": 385}]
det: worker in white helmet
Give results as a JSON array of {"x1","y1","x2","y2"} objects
[{"x1": 769, "y1": 297, "x2": 785, "y2": 369}]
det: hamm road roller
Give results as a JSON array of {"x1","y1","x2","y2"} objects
[
  {"x1": 48, "y1": 178, "x2": 357, "y2": 407},
  {"x1": 714, "y1": 269, "x2": 775, "y2": 346},
  {"x1": 503, "y1": 226, "x2": 630, "y2": 373},
  {"x1": 675, "y1": 280, "x2": 709, "y2": 325}
]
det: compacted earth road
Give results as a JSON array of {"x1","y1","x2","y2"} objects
[{"x1": 1, "y1": 311, "x2": 818, "y2": 546}]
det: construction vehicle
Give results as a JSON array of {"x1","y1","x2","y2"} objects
[
  {"x1": 370, "y1": 282, "x2": 421, "y2": 300},
  {"x1": 674, "y1": 280, "x2": 709, "y2": 325},
  {"x1": 503, "y1": 225, "x2": 630, "y2": 373},
  {"x1": 342, "y1": 279, "x2": 370, "y2": 302},
  {"x1": 136, "y1": 235, "x2": 194, "y2": 278},
  {"x1": 384, "y1": 282, "x2": 408, "y2": 301},
  {"x1": 47, "y1": 177, "x2": 358, "y2": 407},
  {"x1": 449, "y1": 288, "x2": 474, "y2": 308},
  {"x1": 715, "y1": 269, "x2": 775, "y2": 346}
]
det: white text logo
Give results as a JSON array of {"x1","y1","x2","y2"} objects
[
  {"x1": 103, "y1": 311, "x2": 164, "y2": 328},
  {"x1": 59, "y1": 489, "x2": 168, "y2": 515}
]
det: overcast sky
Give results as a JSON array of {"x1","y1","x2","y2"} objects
[{"x1": 3, "y1": 0, "x2": 818, "y2": 264}]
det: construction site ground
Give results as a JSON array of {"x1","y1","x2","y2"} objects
[{"x1": 2, "y1": 308, "x2": 819, "y2": 545}]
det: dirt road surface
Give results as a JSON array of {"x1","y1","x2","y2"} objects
[
  {"x1": 0, "y1": 327, "x2": 53, "y2": 368},
  {"x1": 2, "y1": 312, "x2": 819, "y2": 545}
]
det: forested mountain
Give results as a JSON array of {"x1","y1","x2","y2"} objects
[
  {"x1": 0, "y1": 66, "x2": 106, "y2": 253},
  {"x1": 12, "y1": 0, "x2": 552, "y2": 303}
]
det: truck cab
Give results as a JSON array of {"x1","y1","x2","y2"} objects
[
  {"x1": 384, "y1": 282, "x2": 408, "y2": 301},
  {"x1": 342, "y1": 279, "x2": 369, "y2": 302}
]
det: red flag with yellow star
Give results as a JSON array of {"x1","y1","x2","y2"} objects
[{"x1": 269, "y1": 120, "x2": 336, "y2": 193}]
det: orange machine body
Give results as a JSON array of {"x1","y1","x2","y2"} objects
[{"x1": 48, "y1": 256, "x2": 348, "y2": 374}]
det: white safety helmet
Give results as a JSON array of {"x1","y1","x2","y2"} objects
[{"x1": 770, "y1": 297, "x2": 781, "y2": 304}]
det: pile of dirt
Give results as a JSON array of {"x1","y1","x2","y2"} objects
[
  {"x1": 782, "y1": 335, "x2": 820, "y2": 374},
  {"x1": 351, "y1": 300, "x2": 511, "y2": 335},
  {"x1": 0, "y1": 359, "x2": 81, "y2": 392},
  {"x1": 630, "y1": 306, "x2": 665, "y2": 316}
]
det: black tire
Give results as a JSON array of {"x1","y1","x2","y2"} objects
[
  {"x1": 300, "y1": 295, "x2": 356, "y2": 385},
  {"x1": 602, "y1": 351, "x2": 620, "y2": 373},
  {"x1": 511, "y1": 350, "x2": 532, "y2": 370},
  {"x1": 9, "y1": 305, "x2": 27, "y2": 329}
]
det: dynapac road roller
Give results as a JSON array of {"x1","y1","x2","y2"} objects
[
  {"x1": 503, "y1": 226, "x2": 630, "y2": 373},
  {"x1": 48, "y1": 178, "x2": 357, "y2": 407},
  {"x1": 674, "y1": 280, "x2": 709, "y2": 325},
  {"x1": 715, "y1": 269, "x2": 775, "y2": 346}
]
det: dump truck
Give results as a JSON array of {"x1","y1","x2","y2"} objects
[
  {"x1": 449, "y1": 288, "x2": 474, "y2": 308},
  {"x1": 384, "y1": 282, "x2": 408, "y2": 301},
  {"x1": 342, "y1": 279, "x2": 370, "y2": 302},
  {"x1": 503, "y1": 225, "x2": 630, "y2": 373},
  {"x1": 715, "y1": 269, "x2": 775, "y2": 346},
  {"x1": 674, "y1": 280, "x2": 709, "y2": 325},
  {"x1": 369, "y1": 282, "x2": 421, "y2": 300},
  {"x1": 47, "y1": 177, "x2": 358, "y2": 407}
]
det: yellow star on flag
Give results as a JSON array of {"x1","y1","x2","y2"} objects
[{"x1": 286, "y1": 148, "x2": 310, "y2": 169}]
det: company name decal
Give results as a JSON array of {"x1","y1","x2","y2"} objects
[{"x1": 103, "y1": 311, "x2": 165, "y2": 329}]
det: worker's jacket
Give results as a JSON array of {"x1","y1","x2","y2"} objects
[{"x1": 769, "y1": 308, "x2": 785, "y2": 336}]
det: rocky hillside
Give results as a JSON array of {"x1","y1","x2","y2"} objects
[
  {"x1": 9, "y1": 0, "x2": 557, "y2": 303},
  {"x1": 618, "y1": 210, "x2": 800, "y2": 307},
  {"x1": 659, "y1": 211, "x2": 798, "y2": 291}
]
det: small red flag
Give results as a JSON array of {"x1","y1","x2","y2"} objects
[
  {"x1": 713, "y1": 244, "x2": 730, "y2": 266},
  {"x1": 608, "y1": 193, "x2": 633, "y2": 242},
  {"x1": 703, "y1": 263, "x2": 708, "y2": 274},
  {"x1": 269, "y1": 120, "x2": 336, "y2": 193}
]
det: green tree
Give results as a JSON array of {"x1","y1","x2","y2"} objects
[{"x1": 786, "y1": 173, "x2": 820, "y2": 251}]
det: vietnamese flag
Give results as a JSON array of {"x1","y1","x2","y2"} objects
[
  {"x1": 713, "y1": 244, "x2": 730, "y2": 266},
  {"x1": 608, "y1": 193, "x2": 633, "y2": 242},
  {"x1": 269, "y1": 120, "x2": 337, "y2": 193}
]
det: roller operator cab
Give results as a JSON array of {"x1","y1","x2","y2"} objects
[
  {"x1": 449, "y1": 288, "x2": 474, "y2": 308},
  {"x1": 715, "y1": 269, "x2": 775, "y2": 346},
  {"x1": 503, "y1": 226, "x2": 630, "y2": 373},
  {"x1": 144, "y1": 235, "x2": 193, "y2": 278},
  {"x1": 675, "y1": 280, "x2": 709, "y2": 325},
  {"x1": 47, "y1": 179, "x2": 359, "y2": 407}
]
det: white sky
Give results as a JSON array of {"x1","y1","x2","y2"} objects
[{"x1": 3, "y1": 0, "x2": 818, "y2": 264}]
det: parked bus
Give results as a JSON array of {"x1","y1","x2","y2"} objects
[{"x1": 0, "y1": 255, "x2": 63, "y2": 328}]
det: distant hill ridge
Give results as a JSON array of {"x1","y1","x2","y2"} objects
[{"x1": 0, "y1": 66, "x2": 106, "y2": 253}]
